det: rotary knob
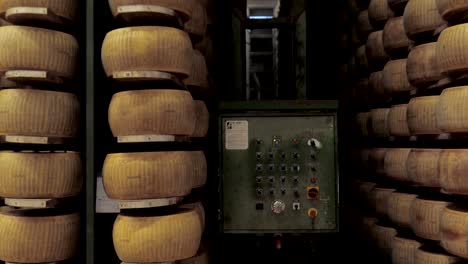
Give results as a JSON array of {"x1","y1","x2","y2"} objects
[{"x1": 271, "y1": 200, "x2": 286, "y2": 214}]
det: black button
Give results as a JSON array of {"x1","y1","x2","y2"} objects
[{"x1": 256, "y1": 202, "x2": 264, "y2": 210}]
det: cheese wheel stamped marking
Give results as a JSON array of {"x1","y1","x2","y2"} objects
[
  {"x1": 117, "y1": 135, "x2": 190, "y2": 143},
  {"x1": 5, "y1": 70, "x2": 63, "y2": 84},
  {"x1": 4, "y1": 198, "x2": 59, "y2": 209},
  {"x1": 118, "y1": 197, "x2": 183, "y2": 209}
]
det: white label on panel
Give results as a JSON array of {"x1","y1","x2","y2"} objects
[{"x1": 225, "y1": 120, "x2": 249, "y2": 150}]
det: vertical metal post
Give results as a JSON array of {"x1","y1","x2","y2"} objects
[{"x1": 85, "y1": 0, "x2": 95, "y2": 263}]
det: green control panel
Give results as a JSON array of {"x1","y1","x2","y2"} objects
[{"x1": 219, "y1": 101, "x2": 338, "y2": 233}]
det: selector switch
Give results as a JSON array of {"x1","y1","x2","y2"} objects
[
  {"x1": 293, "y1": 201, "x2": 300, "y2": 211},
  {"x1": 268, "y1": 176, "x2": 275, "y2": 184},
  {"x1": 293, "y1": 176, "x2": 299, "y2": 184},
  {"x1": 268, "y1": 152, "x2": 274, "y2": 160},
  {"x1": 280, "y1": 152, "x2": 286, "y2": 159},
  {"x1": 256, "y1": 164, "x2": 263, "y2": 172},
  {"x1": 268, "y1": 164, "x2": 275, "y2": 172},
  {"x1": 292, "y1": 164, "x2": 301, "y2": 172},
  {"x1": 269, "y1": 188, "x2": 275, "y2": 195},
  {"x1": 293, "y1": 152, "x2": 300, "y2": 159},
  {"x1": 280, "y1": 164, "x2": 287, "y2": 172},
  {"x1": 256, "y1": 176, "x2": 263, "y2": 184},
  {"x1": 281, "y1": 188, "x2": 286, "y2": 195},
  {"x1": 256, "y1": 188, "x2": 263, "y2": 196},
  {"x1": 293, "y1": 188, "x2": 299, "y2": 198},
  {"x1": 256, "y1": 152, "x2": 263, "y2": 160},
  {"x1": 280, "y1": 176, "x2": 286, "y2": 183}
]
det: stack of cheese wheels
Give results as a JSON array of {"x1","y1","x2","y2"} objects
[
  {"x1": 113, "y1": 208, "x2": 202, "y2": 263},
  {"x1": 392, "y1": 236, "x2": 422, "y2": 264},
  {"x1": 439, "y1": 149, "x2": 468, "y2": 195},
  {"x1": 0, "y1": 89, "x2": 80, "y2": 138},
  {"x1": 0, "y1": 151, "x2": 82, "y2": 198},
  {"x1": 388, "y1": 0, "x2": 410, "y2": 14},
  {"x1": 407, "y1": 96, "x2": 441, "y2": 135},
  {"x1": 384, "y1": 148, "x2": 411, "y2": 181},
  {"x1": 436, "y1": 0, "x2": 468, "y2": 24},
  {"x1": 357, "y1": 10, "x2": 374, "y2": 40},
  {"x1": 407, "y1": 42, "x2": 442, "y2": 88},
  {"x1": 415, "y1": 246, "x2": 463, "y2": 264},
  {"x1": 103, "y1": 152, "x2": 195, "y2": 200},
  {"x1": 108, "y1": 0, "x2": 194, "y2": 23},
  {"x1": 382, "y1": 59, "x2": 415, "y2": 93},
  {"x1": 387, "y1": 192, "x2": 418, "y2": 227},
  {"x1": 101, "y1": 26, "x2": 193, "y2": 80},
  {"x1": 440, "y1": 204, "x2": 468, "y2": 259},
  {"x1": 108, "y1": 89, "x2": 196, "y2": 138},
  {"x1": 366, "y1": 31, "x2": 390, "y2": 68},
  {"x1": 410, "y1": 197, "x2": 450, "y2": 240},
  {"x1": 185, "y1": 50, "x2": 209, "y2": 93},
  {"x1": 369, "y1": 0, "x2": 395, "y2": 29},
  {"x1": 407, "y1": 149, "x2": 442, "y2": 187},
  {"x1": 372, "y1": 186, "x2": 396, "y2": 217},
  {"x1": 356, "y1": 112, "x2": 370, "y2": 137},
  {"x1": 437, "y1": 25, "x2": 468, "y2": 78},
  {"x1": 369, "y1": 71, "x2": 387, "y2": 101},
  {"x1": 185, "y1": 0, "x2": 207, "y2": 42},
  {"x1": 369, "y1": 148, "x2": 388, "y2": 174},
  {"x1": 373, "y1": 223, "x2": 397, "y2": 256},
  {"x1": 388, "y1": 104, "x2": 410, "y2": 136},
  {"x1": 383, "y1": 17, "x2": 412, "y2": 58},
  {"x1": 0, "y1": 207, "x2": 79, "y2": 263},
  {"x1": 0, "y1": 25, "x2": 78, "y2": 80},
  {"x1": 0, "y1": 0, "x2": 78, "y2": 24},
  {"x1": 371, "y1": 108, "x2": 390, "y2": 137},
  {"x1": 437, "y1": 86, "x2": 468, "y2": 133},
  {"x1": 403, "y1": 0, "x2": 446, "y2": 41}
]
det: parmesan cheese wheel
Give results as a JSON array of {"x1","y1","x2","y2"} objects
[
  {"x1": 0, "y1": 0, "x2": 78, "y2": 23},
  {"x1": 0, "y1": 151, "x2": 82, "y2": 198},
  {"x1": 407, "y1": 149, "x2": 442, "y2": 187},
  {"x1": 178, "y1": 251, "x2": 209, "y2": 264},
  {"x1": 0, "y1": 25, "x2": 78, "y2": 79},
  {"x1": 407, "y1": 96, "x2": 441, "y2": 135},
  {"x1": 108, "y1": 89, "x2": 196, "y2": 137},
  {"x1": 436, "y1": 0, "x2": 468, "y2": 24},
  {"x1": 382, "y1": 59, "x2": 415, "y2": 93},
  {"x1": 190, "y1": 151, "x2": 207, "y2": 188},
  {"x1": 0, "y1": 207, "x2": 79, "y2": 263},
  {"x1": 356, "y1": 45, "x2": 369, "y2": 75},
  {"x1": 358, "y1": 181, "x2": 377, "y2": 210},
  {"x1": 356, "y1": 112, "x2": 371, "y2": 137},
  {"x1": 383, "y1": 17, "x2": 412, "y2": 58},
  {"x1": 184, "y1": 1, "x2": 207, "y2": 39},
  {"x1": 371, "y1": 108, "x2": 390, "y2": 137},
  {"x1": 437, "y1": 24, "x2": 468, "y2": 77},
  {"x1": 113, "y1": 209, "x2": 202, "y2": 263},
  {"x1": 388, "y1": 104, "x2": 410, "y2": 136},
  {"x1": 103, "y1": 152, "x2": 193, "y2": 200},
  {"x1": 392, "y1": 236, "x2": 422, "y2": 264},
  {"x1": 437, "y1": 86, "x2": 468, "y2": 133},
  {"x1": 184, "y1": 50, "x2": 209, "y2": 90},
  {"x1": 407, "y1": 42, "x2": 442, "y2": 87},
  {"x1": 388, "y1": 192, "x2": 418, "y2": 227},
  {"x1": 191, "y1": 101, "x2": 209, "y2": 138},
  {"x1": 180, "y1": 202, "x2": 205, "y2": 231},
  {"x1": 410, "y1": 197, "x2": 450, "y2": 240},
  {"x1": 370, "y1": 148, "x2": 388, "y2": 174},
  {"x1": 388, "y1": 0, "x2": 410, "y2": 13},
  {"x1": 101, "y1": 26, "x2": 193, "y2": 78},
  {"x1": 369, "y1": 71, "x2": 387, "y2": 100},
  {"x1": 403, "y1": 0, "x2": 445, "y2": 40},
  {"x1": 372, "y1": 187, "x2": 396, "y2": 216},
  {"x1": 415, "y1": 247, "x2": 462, "y2": 264},
  {"x1": 373, "y1": 223, "x2": 398, "y2": 256},
  {"x1": 384, "y1": 148, "x2": 411, "y2": 181},
  {"x1": 440, "y1": 205, "x2": 468, "y2": 259},
  {"x1": 439, "y1": 149, "x2": 468, "y2": 195},
  {"x1": 108, "y1": 0, "x2": 194, "y2": 22},
  {"x1": 357, "y1": 10, "x2": 374, "y2": 39},
  {"x1": 369, "y1": 0, "x2": 395, "y2": 29},
  {"x1": 366, "y1": 30, "x2": 390, "y2": 67},
  {"x1": 0, "y1": 89, "x2": 79, "y2": 138}
]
